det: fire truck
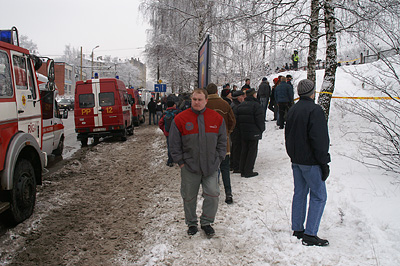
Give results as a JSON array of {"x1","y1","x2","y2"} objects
[
  {"x1": 127, "y1": 87, "x2": 145, "y2": 126},
  {"x1": 0, "y1": 27, "x2": 55, "y2": 224}
]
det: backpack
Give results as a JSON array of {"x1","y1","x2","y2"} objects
[{"x1": 164, "y1": 109, "x2": 179, "y2": 132}]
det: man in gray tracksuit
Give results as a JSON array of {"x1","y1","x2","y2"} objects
[{"x1": 169, "y1": 88, "x2": 227, "y2": 237}]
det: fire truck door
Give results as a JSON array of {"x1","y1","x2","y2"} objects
[
  {"x1": 12, "y1": 52, "x2": 42, "y2": 145},
  {"x1": 92, "y1": 80, "x2": 103, "y2": 127}
]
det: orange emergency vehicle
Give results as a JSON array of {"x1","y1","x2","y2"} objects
[
  {"x1": 74, "y1": 78, "x2": 134, "y2": 145},
  {"x1": 0, "y1": 27, "x2": 55, "y2": 224},
  {"x1": 126, "y1": 87, "x2": 145, "y2": 126}
]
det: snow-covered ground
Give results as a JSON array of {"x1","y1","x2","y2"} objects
[{"x1": 121, "y1": 61, "x2": 400, "y2": 265}]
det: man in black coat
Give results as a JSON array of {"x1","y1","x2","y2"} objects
[
  {"x1": 285, "y1": 79, "x2": 330, "y2": 247},
  {"x1": 147, "y1": 98, "x2": 157, "y2": 125},
  {"x1": 257, "y1": 77, "x2": 271, "y2": 120},
  {"x1": 236, "y1": 88, "x2": 265, "y2": 178}
]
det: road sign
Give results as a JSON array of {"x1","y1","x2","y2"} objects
[{"x1": 154, "y1": 83, "x2": 166, "y2": 92}]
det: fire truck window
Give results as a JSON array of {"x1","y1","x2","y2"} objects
[
  {"x1": 13, "y1": 55, "x2": 28, "y2": 90},
  {"x1": 40, "y1": 90, "x2": 53, "y2": 120},
  {"x1": 0, "y1": 51, "x2": 13, "y2": 97},
  {"x1": 79, "y1": 93, "x2": 95, "y2": 108},
  {"x1": 27, "y1": 58, "x2": 37, "y2": 99},
  {"x1": 99, "y1": 92, "x2": 115, "y2": 107}
]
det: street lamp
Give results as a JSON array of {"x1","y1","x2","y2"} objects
[{"x1": 91, "y1": 45, "x2": 99, "y2": 78}]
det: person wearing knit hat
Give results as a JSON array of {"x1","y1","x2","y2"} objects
[
  {"x1": 297, "y1": 79, "x2": 315, "y2": 97},
  {"x1": 285, "y1": 78, "x2": 331, "y2": 247},
  {"x1": 236, "y1": 86, "x2": 265, "y2": 178}
]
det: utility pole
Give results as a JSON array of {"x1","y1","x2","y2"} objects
[{"x1": 80, "y1": 46, "x2": 83, "y2": 81}]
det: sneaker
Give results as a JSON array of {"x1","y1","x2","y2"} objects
[
  {"x1": 241, "y1": 172, "x2": 258, "y2": 178},
  {"x1": 293, "y1": 230, "x2": 305, "y2": 239},
  {"x1": 201, "y1": 225, "x2": 215, "y2": 237},
  {"x1": 167, "y1": 162, "x2": 174, "y2": 167},
  {"x1": 302, "y1": 234, "x2": 329, "y2": 246},
  {"x1": 187, "y1": 226, "x2": 198, "y2": 236},
  {"x1": 225, "y1": 195, "x2": 233, "y2": 204}
]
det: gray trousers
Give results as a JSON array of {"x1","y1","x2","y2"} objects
[{"x1": 180, "y1": 166, "x2": 220, "y2": 227}]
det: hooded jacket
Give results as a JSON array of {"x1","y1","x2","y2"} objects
[
  {"x1": 285, "y1": 96, "x2": 330, "y2": 165},
  {"x1": 169, "y1": 107, "x2": 227, "y2": 176}
]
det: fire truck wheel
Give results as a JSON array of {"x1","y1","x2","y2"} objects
[
  {"x1": 94, "y1": 137, "x2": 100, "y2": 144},
  {"x1": 7, "y1": 159, "x2": 36, "y2": 225},
  {"x1": 128, "y1": 126, "x2": 134, "y2": 136},
  {"x1": 81, "y1": 138, "x2": 88, "y2": 146},
  {"x1": 121, "y1": 128, "x2": 127, "y2": 141},
  {"x1": 53, "y1": 137, "x2": 64, "y2": 156}
]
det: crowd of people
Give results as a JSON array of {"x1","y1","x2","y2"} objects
[{"x1": 153, "y1": 76, "x2": 331, "y2": 247}]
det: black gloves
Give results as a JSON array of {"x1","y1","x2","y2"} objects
[{"x1": 320, "y1": 164, "x2": 330, "y2": 181}]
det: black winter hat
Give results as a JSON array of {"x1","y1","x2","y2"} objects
[
  {"x1": 297, "y1": 79, "x2": 315, "y2": 96},
  {"x1": 232, "y1": 90, "x2": 244, "y2": 97}
]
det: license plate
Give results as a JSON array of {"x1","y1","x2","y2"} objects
[{"x1": 93, "y1": 127, "x2": 106, "y2": 132}]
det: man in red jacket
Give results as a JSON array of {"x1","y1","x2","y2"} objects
[{"x1": 169, "y1": 88, "x2": 227, "y2": 237}]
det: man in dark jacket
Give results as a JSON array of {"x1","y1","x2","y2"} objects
[
  {"x1": 274, "y1": 76, "x2": 294, "y2": 129},
  {"x1": 257, "y1": 77, "x2": 271, "y2": 120},
  {"x1": 230, "y1": 91, "x2": 245, "y2": 174},
  {"x1": 236, "y1": 88, "x2": 265, "y2": 177},
  {"x1": 147, "y1": 98, "x2": 157, "y2": 125},
  {"x1": 169, "y1": 88, "x2": 227, "y2": 237},
  {"x1": 285, "y1": 79, "x2": 330, "y2": 247},
  {"x1": 158, "y1": 101, "x2": 180, "y2": 167}
]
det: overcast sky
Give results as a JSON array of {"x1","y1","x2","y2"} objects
[{"x1": 3, "y1": 0, "x2": 149, "y2": 62}]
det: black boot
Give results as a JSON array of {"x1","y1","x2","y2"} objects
[{"x1": 302, "y1": 234, "x2": 329, "y2": 246}]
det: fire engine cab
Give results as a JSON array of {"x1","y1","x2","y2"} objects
[{"x1": 0, "y1": 27, "x2": 55, "y2": 224}]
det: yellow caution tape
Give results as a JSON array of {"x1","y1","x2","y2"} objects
[
  {"x1": 294, "y1": 92, "x2": 400, "y2": 101},
  {"x1": 338, "y1": 58, "x2": 360, "y2": 64}
]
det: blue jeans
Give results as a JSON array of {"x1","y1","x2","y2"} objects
[
  {"x1": 156, "y1": 111, "x2": 163, "y2": 124},
  {"x1": 149, "y1": 112, "x2": 156, "y2": 125},
  {"x1": 259, "y1": 97, "x2": 268, "y2": 119},
  {"x1": 291, "y1": 164, "x2": 327, "y2": 236},
  {"x1": 218, "y1": 155, "x2": 232, "y2": 196}
]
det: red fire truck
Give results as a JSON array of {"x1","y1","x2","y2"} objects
[
  {"x1": 74, "y1": 78, "x2": 134, "y2": 145},
  {"x1": 126, "y1": 88, "x2": 145, "y2": 126},
  {"x1": 0, "y1": 27, "x2": 56, "y2": 224}
]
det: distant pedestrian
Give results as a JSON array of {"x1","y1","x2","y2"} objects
[
  {"x1": 257, "y1": 77, "x2": 271, "y2": 120},
  {"x1": 274, "y1": 76, "x2": 294, "y2": 129},
  {"x1": 292, "y1": 50, "x2": 299, "y2": 70},
  {"x1": 169, "y1": 88, "x2": 227, "y2": 237},
  {"x1": 147, "y1": 98, "x2": 157, "y2": 125},
  {"x1": 232, "y1": 85, "x2": 238, "y2": 92},
  {"x1": 221, "y1": 88, "x2": 232, "y2": 105},
  {"x1": 241, "y1": 78, "x2": 251, "y2": 91},
  {"x1": 206, "y1": 83, "x2": 236, "y2": 204},
  {"x1": 156, "y1": 100, "x2": 163, "y2": 124},
  {"x1": 285, "y1": 79, "x2": 330, "y2": 246},
  {"x1": 159, "y1": 101, "x2": 180, "y2": 167},
  {"x1": 230, "y1": 90, "x2": 245, "y2": 174},
  {"x1": 236, "y1": 88, "x2": 265, "y2": 178}
]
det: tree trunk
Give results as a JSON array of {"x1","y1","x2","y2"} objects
[
  {"x1": 318, "y1": 0, "x2": 337, "y2": 121},
  {"x1": 307, "y1": 0, "x2": 320, "y2": 84}
]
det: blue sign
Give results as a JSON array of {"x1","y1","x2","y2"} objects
[{"x1": 154, "y1": 84, "x2": 166, "y2": 92}]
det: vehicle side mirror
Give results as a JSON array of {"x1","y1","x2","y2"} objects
[
  {"x1": 47, "y1": 59, "x2": 55, "y2": 91},
  {"x1": 62, "y1": 109, "x2": 68, "y2": 119}
]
